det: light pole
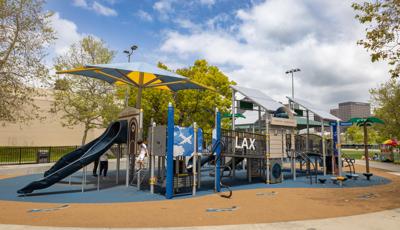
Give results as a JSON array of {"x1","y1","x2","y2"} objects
[
  {"x1": 285, "y1": 68, "x2": 300, "y2": 99},
  {"x1": 285, "y1": 68, "x2": 300, "y2": 110},
  {"x1": 123, "y1": 45, "x2": 138, "y2": 107},
  {"x1": 123, "y1": 45, "x2": 138, "y2": 63}
]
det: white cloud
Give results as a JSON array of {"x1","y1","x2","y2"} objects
[
  {"x1": 92, "y1": 1, "x2": 117, "y2": 16},
  {"x1": 72, "y1": 0, "x2": 117, "y2": 17},
  {"x1": 136, "y1": 10, "x2": 153, "y2": 22},
  {"x1": 173, "y1": 18, "x2": 200, "y2": 31},
  {"x1": 73, "y1": 0, "x2": 88, "y2": 8},
  {"x1": 159, "y1": 0, "x2": 389, "y2": 110},
  {"x1": 200, "y1": 0, "x2": 216, "y2": 7},
  {"x1": 50, "y1": 12, "x2": 81, "y2": 55},
  {"x1": 153, "y1": 0, "x2": 175, "y2": 20}
]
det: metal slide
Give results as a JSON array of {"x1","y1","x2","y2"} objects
[
  {"x1": 44, "y1": 137, "x2": 102, "y2": 177},
  {"x1": 186, "y1": 140, "x2": 222, "y2": 172},
  {"x1": 17, "y1": 120, "x2": 127, "y2": 194}
]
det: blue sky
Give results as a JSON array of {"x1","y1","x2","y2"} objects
[
  {"x1": 46, "y1": 0, "x2": 256, "y2": 63},
  {"x1": 45, "y1": 0, "x2": 390, "y2": 110}
]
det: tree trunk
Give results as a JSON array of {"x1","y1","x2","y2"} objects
[
  {"x1": 82, "y1": 125, "x2": 89, "y2": 145},
  {"x1": 364, "y1": 124, "x2": 369, "y2": 173}
]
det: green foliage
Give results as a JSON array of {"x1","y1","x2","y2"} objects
[
  {"x1": 125, "y1": 60, "x2": 235, "y2": 135},
  {"x1": 53, "y1": 36, "x2": 122, "y2": 144},
  {"x1": 352, "y1": 0, "x2": 400, "y2": 78},
  {"x1": 345, "y1": 125, "x2": 383, "y2": 144},
  {"x1": 174, "y1": 60, "x2": 234, "y2": 133},
  {"x1": 0, "y1": 0, "x2": 55, "y2": 124},
  {"x1": 370, "y1": 78, "x2": 400, "y2": 140}
]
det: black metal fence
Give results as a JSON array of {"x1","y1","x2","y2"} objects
[
  {"x1": 0, "y1": 145, "x2": 125, "y2": 165},
  {"x1": 341, "y1": 144, "x2": 380, "y2": 149},
  {"x1": 0, "y1": 146, "x2": 79, "y2": 165}
]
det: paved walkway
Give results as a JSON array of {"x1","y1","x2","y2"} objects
[
  {"x1": 355, "y1": 160, "x2": 400, "y2": 172},
  {"x1": 1, "y1": 208, "x2": 399, "y2": 230}
]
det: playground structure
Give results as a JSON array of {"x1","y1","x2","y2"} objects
[
  {"x1": 18, "y1": 89, "x2": 352, "y2": 197},
  {"x1": 17, "y1": 90, "x2": 352, "y2": 198},
  {"x1": 17, "y1": 61, "x2": 364, "y2": 198}
]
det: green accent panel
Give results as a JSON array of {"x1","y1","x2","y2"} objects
[
  {"x1": 222, "y1": 113, "x2": 246, "y2": 119},
  {"x1": 294, "y1": 109, "x2": 303, "y2": 116},
  {"x1": 239, "y1": 101, "x2": 253, "y2": 110}
]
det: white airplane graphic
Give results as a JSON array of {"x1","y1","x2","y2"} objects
[{"x1": 179, "y1": 133, "x2": 192, "y2": 145}]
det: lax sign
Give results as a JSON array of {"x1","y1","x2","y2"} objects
[{"x1": 235, "y1": 136, "x2": 256, "y2": 150}]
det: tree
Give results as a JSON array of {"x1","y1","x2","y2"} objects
[
  {"x1": 345, "y1": 124, "x2": 382, "y2": 144},
  {"x1": 370, "y1": 78, "x2": 400, "y2": 140},
  {"x1": 127, "y1": 60, "x2": 235, "y2": 136},
  {"x1": 0, "y1": 0, "x2": 55, "y2": 124},
  {"x1": 53, "y1": 36, "x2": 122, "y2": 144},
  {"x1": 174, "y1": 60, "x2": 234, "y2": 133},
  {"x1": 352, "y1": 0, "x2": 400, "y2": 78}
]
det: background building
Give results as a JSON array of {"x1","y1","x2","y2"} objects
[
  {"x1": 330, "y1": 101, "x2": 371, "y2": 121},
  {"x1": 330, "y1": 108, "x2": 339, "y2": 118},
  {"x1": 0, "y1": 91, "x2": 104, "y2": 146}
]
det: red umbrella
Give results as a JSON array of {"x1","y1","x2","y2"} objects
[{"x1": 383, "y1": 139, "x2": 399, "y2": 147}]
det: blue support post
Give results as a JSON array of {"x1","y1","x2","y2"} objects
[
  {"x1": 215, "y1": 109, "x2": 221, "y2": 192},
  {"x1": 166, "y1": 103, "x2": 174, "y2": 199}
]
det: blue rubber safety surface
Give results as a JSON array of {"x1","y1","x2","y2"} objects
[{"x1": 0, "y1": 169, "x2": 390, "y2": 204}]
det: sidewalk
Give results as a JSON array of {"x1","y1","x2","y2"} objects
[
  {"x1": 355, "y1": 160, "x2": 400, "y2": 172},
  {"x1": 0, "y1": 208, "x2": 399, "y2": 230}
]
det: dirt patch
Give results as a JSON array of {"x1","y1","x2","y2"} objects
[
  {"x1": 0, "y1": 166, "x2": 399, "y2": 228},
  {"x1": 0, "y1": 174, "x2": 21, "y2": 180}
]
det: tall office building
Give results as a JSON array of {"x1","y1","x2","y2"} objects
[
  {"x1": 330, "y1": 101, "x2": 371, "y2": 121},
  {"x1": 330, "y1": 108, "x2": 339, "y2": 118}
]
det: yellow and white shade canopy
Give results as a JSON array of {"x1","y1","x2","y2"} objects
[{"x1": 56, "y1": 62, "x2": 210, "y2": 91}]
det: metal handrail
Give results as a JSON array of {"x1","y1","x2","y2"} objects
[{"x1": 297, "y1": 151, "x2": 318, "y2": 184}]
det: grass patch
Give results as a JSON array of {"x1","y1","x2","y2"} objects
[{"x1": 341, "y1": 149, "x2": 380, "y2": 159}]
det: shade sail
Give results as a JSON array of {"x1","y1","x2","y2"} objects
[
  {"x1": 56, "y1": 62, "x2": 211, "y2": 92},
  {"x1": 287, "y1": 96, "x2": 340, "y2": 121},
  {"x1": 231, "y1": 85, "x2": 283, "y2": 112}
]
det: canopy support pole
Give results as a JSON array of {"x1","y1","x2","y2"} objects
[
  {"x1": 330, "y1": 125, "x2": 335, "y2": 175},
  {"x1": 150, "y1": 121, "x2": 156, "y2": 194},
  {"x1": 265, "y1": 112, "x2": 270, "y2": 184},
  {"x1": 193, "y1": 122, "x2": 197, "y2": 196},
  {"x1": 125, "y1": 85, "x2": 130, "y2": 107},
  {"x1": 231, "y1": 89, "x2": 235, "y2": 131},
  {"x1": 337, "y1": 120, "x2": 343, "y2": 186},
  {"x1": 136, "y1": 72, "x2": 144, "y2": 109},
  {"x1": 321, "y1": 119, "x2": 326, "y2": 176},
  {"x1": 364, "y1": 123, "x2": 370, "y2": 173},
  {"x1": 258, "y1": 106, "x2": 262, "y2": 133},
  {"x1": 306, "y1": 110, "x2": 310, "y2": 153}
]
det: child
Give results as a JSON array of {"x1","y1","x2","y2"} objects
[
  {"x1": 99, "y1": 150, "x2": 112, "y2": 177},
  {"x1": 136, "y1": 140, "x2": 148, "y2": 171}
]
